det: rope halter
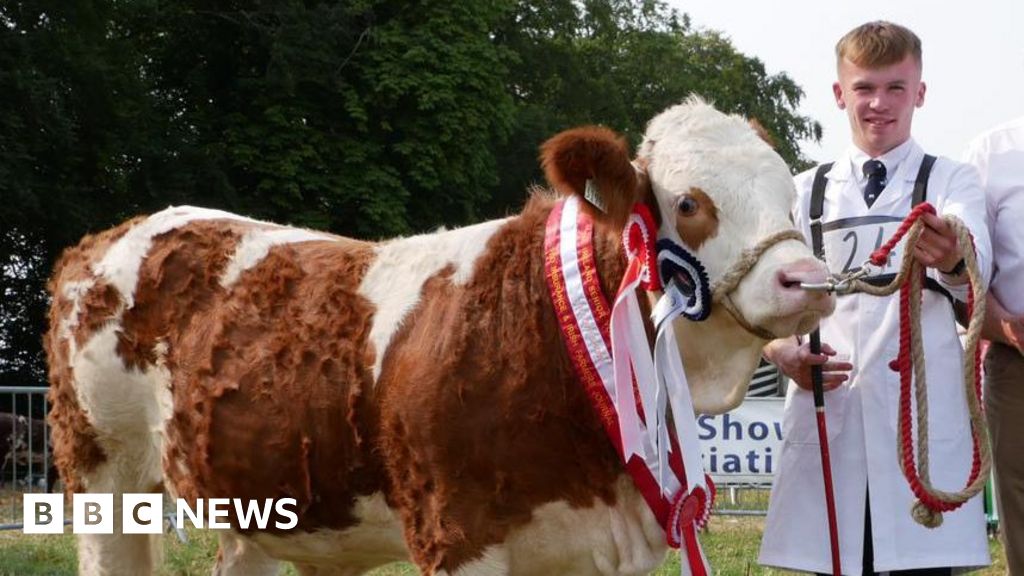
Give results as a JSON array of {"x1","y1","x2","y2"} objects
[{"x1": 709, "y1": 228, "x2": 807, "y2": 340}]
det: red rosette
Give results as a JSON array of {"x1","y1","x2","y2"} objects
[
  {"x1": 621, "y1": 203, "x2": 662, "y2": 292},
  {"x1": 666, "y1": 476, "x2": 715, "y2": 548}
]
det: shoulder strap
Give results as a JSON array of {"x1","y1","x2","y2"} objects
[
  {"x1": 911, "y1": 154, "x2": 955, "y2": 305},
  {"x1": 809, "y1": 162, "x2": 834, "y2": 260},
  {"x1": 912, "y1": 154, "x2": 936, "y2": 206}
]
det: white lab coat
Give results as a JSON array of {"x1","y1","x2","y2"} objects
[{"x1": 758, "y1": 141, "x2": 992, "y2": 575}]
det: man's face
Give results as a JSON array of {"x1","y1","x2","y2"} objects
[{"x1": 833, "y1": 54, "x2": 926, "y2": 157}]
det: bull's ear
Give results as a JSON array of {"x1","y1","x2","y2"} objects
[{"x1": 540, "y1": 126, "x2": 640, "y2": 228}]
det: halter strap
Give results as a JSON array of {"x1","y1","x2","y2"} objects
[{"x1": 710, "y1": 228, "x2": 806, "y2": 340}]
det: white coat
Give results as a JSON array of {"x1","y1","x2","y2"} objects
[{"x1": 758, "y1": 140, "x2": 993, "y2": 575}]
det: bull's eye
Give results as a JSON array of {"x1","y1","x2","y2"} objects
[{"x1": 677, "y1": 195, "x2": 699, "y2": 217}]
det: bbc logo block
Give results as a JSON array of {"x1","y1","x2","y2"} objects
[
  {"x1": 24, "y1": 494, "x2": 160, "y2": 534},
  {"x1": 23, "y1": 494, "x2": 64, "y2": 534},
  {"x1": 22, "y1": 494, "x2": 299, "y2": 533}
]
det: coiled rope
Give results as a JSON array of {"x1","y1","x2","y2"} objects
[{"x1": 846, "y1": 202, "x2": 989, "y2": 528}]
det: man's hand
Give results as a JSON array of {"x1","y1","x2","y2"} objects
[
  {"x1": 1001, "y1": 316, "x2": 1024, "y2": 355},
  {"x1": 982, "y1": 293, "x2": 1023, "y2": 356},
  {"x1": 913, "y1": 212, "x2": 964, "y2": 278},
  {"x1": 763, "y1": 338, "x2": 853, "y2": 392}
]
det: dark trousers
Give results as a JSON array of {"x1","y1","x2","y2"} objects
[
  {"x1": 817, "y1": 492, "x2": 953, "y2": 576},
  {"x1": 985, "y1": 343, "x2": 1024, "y2": 575}
]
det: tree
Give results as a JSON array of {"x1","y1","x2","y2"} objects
[
  {"x1": 0, "y1": 1, "x2": 152, "y2": 386},
  {"x1": 0, "y1": 0, "x2": 820, "y2": 387},
  {"x1": 485, "y1": 0, "x2": 821, "y2": 217},
  {"x1": 116, "y1": 0, "x2": 516, "y2": 236},
  {"x1": 0, "y1": 0, "x2": 517, "y2": 384}
]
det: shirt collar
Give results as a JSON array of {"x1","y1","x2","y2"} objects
[{"x1": 849, "y1": 139, "x2": 915, "y2": 185}]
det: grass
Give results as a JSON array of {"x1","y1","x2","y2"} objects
[
  {"x1": 0, "y1": 517, "x2": 1008, "y2": 575},
  {"x1": 0, "y1": 488, "x2": 1007, "y2": 575}
]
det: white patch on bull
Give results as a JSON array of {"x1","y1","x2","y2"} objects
[
  {"x1": 497, "y1": 475, "x2": 666, "y2": 576},
  {"x1": 359, "y1": 218, "x2": 510, "y2": 381},
  {"x1": 633, "y1": 98, "x2": 832, "y2": 413},
  {"x1": 72, "y1": 326, "x2": 170, "y2": 472},
  {"x1": 220, "y1": 228, "x2": 335, "y2": 288},
  {"x1": 639, "y1": 97, "x2": 797, "y2": 288},
  {"x1": 59, "y1": 279, "x2": 97, "y2": 359},
  {"x1": 92, "y1": 206, "x2": 271, "y2": 308},
  {"x1": 249, "y1": 493, "x2": 408, "y2": 571},
  {"x1": 436, "y1": 549, "x2": 510, "y2": 576},
  {"x1": 243, "y1": 479, "x2": 661, "y2": 575},
  {"x1": 69, "y1": 324, "x2": 172, "y2": 575},
  {"x1": 151, "y1": 340, "x2": 175, "y2": 437}
]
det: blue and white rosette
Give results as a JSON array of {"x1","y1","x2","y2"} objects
[{"x1": 656, "y1": 239, "x2": 712, "y2": 322}]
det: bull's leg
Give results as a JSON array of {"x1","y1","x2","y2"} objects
[
  {"x1": 50, "y1": 417, "x2": 166, "y2": 576},
  {"x1": 433, "y1": 554, "x2": 510, "y2": 576},
  {"x1": 212, "y1": 531, "x2": 280, "y2": 576},
  {"x1": 50, "y1": 340, "x2": 171, "y2": 574},
  {"x1": 73, "y1": 467, "x2": 164, "y2": 576},
  {"x1": 50, "y1": 400, "x2": 159, "y2": 576}
]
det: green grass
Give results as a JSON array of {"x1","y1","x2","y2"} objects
[
  {"x1": 0, "y1": 516, "x2": 1008, "y2": 575},
  {"x1": 0, "y1": 486, "x2": 1006, "y2": 575}
]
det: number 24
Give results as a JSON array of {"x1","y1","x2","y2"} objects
[{"x1": 841, "y1": 227, "x2": 888, "y2": 273}]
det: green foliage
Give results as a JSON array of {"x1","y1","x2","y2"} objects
[
  {"x1": 0, "y1": 0, "x2": 820, "y2": 386},
  {"x1": 0, "y1": 1, "x2": 150, "y2": 386},
  {"x1": 673, "y1": 29, "x2": 822, "y2": 171},
  {"x1": 484, "y1": 0, "x2": 821, "y2": 217},
  {"x1": 114, "y1": 0, "x2": 514, "y2": 235}
]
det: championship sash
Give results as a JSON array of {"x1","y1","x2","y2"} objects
[{"x1": 544, "y1": 195, "x2": 714, "y2": 576}]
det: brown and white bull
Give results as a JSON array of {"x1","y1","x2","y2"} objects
[{"x1": 46, "y1": 99, "x2": 833, "y2": 575}]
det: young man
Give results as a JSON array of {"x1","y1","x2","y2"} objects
[
  {"x1": 758, "y1": 21, "x2": 992, "y2": 575},
  {"x1": 964, "y1": 115, "x2": 1024, "y2": 575}
]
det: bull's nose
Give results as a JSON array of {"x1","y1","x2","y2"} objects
[{"x1": 776, "y1": 258, "x2": 829, "y2": 292}]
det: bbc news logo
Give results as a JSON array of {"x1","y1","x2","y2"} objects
[{"x1": 23, "y1": 494, "x2": 298, "y2": 534}]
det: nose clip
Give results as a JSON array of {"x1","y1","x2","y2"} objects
[
  {"x1": 798, "y1": 280, "x2": 835, "y2": 293},
  {"x1": 798, "y1": 262, "x2": 874, "y2": 294}
]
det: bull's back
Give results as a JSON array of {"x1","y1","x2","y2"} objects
[
  {"x1": 163, "y1": 230, "x2": 384, "y2": 531},
  {"x1": 45, "y1": 207, "x2": 380, "y2": 525}
]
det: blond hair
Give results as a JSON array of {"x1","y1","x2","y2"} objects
[{"x1": 836, "y1": 21, "x2": 922, "y2": 70}]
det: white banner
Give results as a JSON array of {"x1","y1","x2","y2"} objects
[{"x1": 698, "y1": 398, "x2": 784, "y2": 485}]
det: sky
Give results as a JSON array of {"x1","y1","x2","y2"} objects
[{"x1": 665, "y1": 0, "x2": 1024, "y2": 164}]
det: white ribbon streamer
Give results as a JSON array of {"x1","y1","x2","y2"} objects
[
  {"x1": 653, "y1": 282, "x2": 709, "y2": 498},
  {"x1": 611, "y1": 280, "x2": 652, "y2": 460}
]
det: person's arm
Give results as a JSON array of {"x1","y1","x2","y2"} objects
[
  {"x1": 983, "y1": 292, "x2": 1024, "y2": 353},
  {"x1": 763, "y1": 337, "x2": 852, "y2": 392},
  {"x1": 916, "y1": 163, "x2": 993, "y2": 294}
]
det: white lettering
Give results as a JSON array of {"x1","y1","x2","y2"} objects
[
  {"x1": 24, "y1": 494, "x2": 303, "y2": 534},
  {"x1": 233, "y1": 499, "x2": 274, "y2": 530},
  {"x1": 274, "y1": 498, "x2": 298, "y2": 530},
  {"x1": 208, "y1": 498, "x2": 231, "y2": 529},
  {"x1": 176, "y1": 498, "x2": 204, "y2": 529}
]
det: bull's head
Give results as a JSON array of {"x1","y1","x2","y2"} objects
[{"x1": 541, "y1": 97, "x2": 834, "y2": 414}]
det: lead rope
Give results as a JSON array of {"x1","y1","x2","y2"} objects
[{"x1": 847, "y1": 202, "x2": 989, "y2": 528}]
